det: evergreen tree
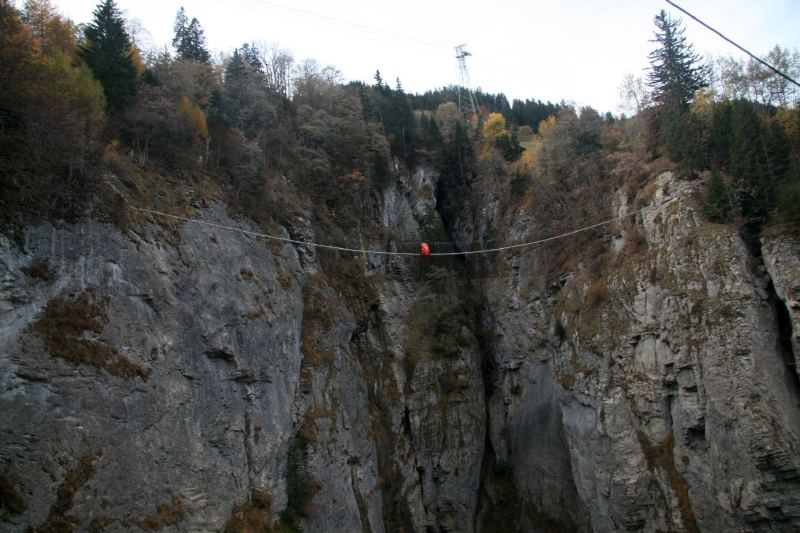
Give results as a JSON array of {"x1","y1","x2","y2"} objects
[
  {"x1": 704, "y1": 168, "x2": 734, "y2": 223},
  {"x1": 729, "y1": 100, "x2": 771, "y2": 219},
  {"x1": 79, "y1": 0, "x2": 136, "y2": 112},
  {"x1": 707, "y1": 101, "x2": 732, "y2": 169},
  {"x1": 172, "y1": 7, "x2": 211, "y2": 63},
  {"x1": 186, "y1": 18, "x2": 210, "y2": 63},
  {"x1": 647, "y1": 9, "x2": 710, "y2": 171},
  {"x1": 172, "y1": 6, "x2": 188, "y2": 55},
  {"x1": 239, "y1": 43, "x2": 263, "y2": 73},
  {"x1": 225, "y1": 48, "x2": 245, "y2": 82},
  {"x1": 496, "y1": 131, "x2": 524, "y2": 162},
  {"x1": 223, "y1": 45, "x2": 271, "y2": 138},
  {"x1": 647, "y1": 9, "x2": 709, "y2": 110},
  {"x1": 443, "y1": 120, "x2": 472, "y2": 178},
  {"x1": 668, "y1": 110, "x2": 705, "y2": 176}
]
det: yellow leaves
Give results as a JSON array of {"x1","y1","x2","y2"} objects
[
  {"x1": 520, "y1": 149, "x2": 536, "y2": 169},
  {"x1": 482, "y1": 112, "x2": 507, "y2": 141},
  {"x1": 538, "y1": 115, "x2": 557, "y2": 136},
  {"x1": 690, "y1": 87, "x2": 717, "y2": 121},
  {"x1": 23, "y1": 0, "x2": 78, "y2": 57},
  {"x1": 775, "y1": 107, "x2": 800, "y2": 150},
  {"x1": 129, "y1": 45, "x2": 145, "y2": 75},
  {"x1": 177, "y1": 96, "x2": 208, "y2": 143},
  {"x1": 4, "y1": 4, "x2": 105, "y2": 136},
  {"x1": 19, "y1": 50, "x2": 106, "y2": 134}
]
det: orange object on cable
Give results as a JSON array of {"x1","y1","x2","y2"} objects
[{"x1": 420, "y1": 242, "x2": 431, "y2": 257}]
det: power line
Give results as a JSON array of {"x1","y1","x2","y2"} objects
[
  {"x1": 665, "y1": 0, "x2": 800, "y2": 89},
  {"x1": 215, "y1": 0, "x2": 576, "y2": 103},
  {"x1": 469, "y1": 55, "x2": 583, "y2": 106},
  {"x1": 132, "y1": 205, "x2": 646, "y2": 257},
  {"x1": 247, "y1": 0, "x2": 449, "y2": 51},
  {"x1": 216, "y1": 0, "x2": 451, "y2": 58}
]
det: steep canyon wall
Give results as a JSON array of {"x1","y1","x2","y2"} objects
[{"x1": 1, "y1": 168, "x2": 799, "y2": 532}]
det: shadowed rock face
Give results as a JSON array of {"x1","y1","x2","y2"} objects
[
  {"x1": 454, "y1": 171, "x2": 800, "y2": 532},
  {"x1": 2, "y1": 170, "x2": 799, "y2": 532},
  {"x1": 1, "y1": 204, "x2": 305, "y2": 531}
]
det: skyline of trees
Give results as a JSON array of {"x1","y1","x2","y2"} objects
[
  {"x1": 2, "y1": 0, "x2": 798, "y2": 227},
  {"x1": 17, "y1": 1, "x2": 799, "y2": 116},
  {"x1": 172, "y1": 6, "x2": 210, "y2": 64}
]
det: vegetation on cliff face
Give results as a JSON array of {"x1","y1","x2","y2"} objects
[
  {"x1": 1, "y1": 1, "x2": 797, "y2": 240},
  {"x1": 32, "y1": 288, "x2": 151, "y2": 380},
  {"x1": 30, "y1": 450, "x2": 104, "y2": 532},
  {"x1": 2, "y1": 1, "x2": 799, "y2": 531}
]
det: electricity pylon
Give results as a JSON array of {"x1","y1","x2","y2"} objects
[{"x1": 455, "y1": 44, "x2": 478, "y2": 119}]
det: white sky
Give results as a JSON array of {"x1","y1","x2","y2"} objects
[{"x1": 44, "y1": 0, "x2": 800, "y2": 112}]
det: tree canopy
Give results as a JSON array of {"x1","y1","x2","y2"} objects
[
  {"x1": 172, "y1": 6, "x2": 211, "y2": 64},
  {"x1": 647, "y1": 9, "x2": 709, "y2": 109},
  {"x1": 78, "y1": 0, "x2": 136, "y2": 112}
]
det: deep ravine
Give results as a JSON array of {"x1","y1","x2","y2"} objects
[{"x1": 2, "y1": 166, "x2": 800, "y2": 532}]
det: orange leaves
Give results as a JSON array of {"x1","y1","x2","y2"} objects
[{"x1": 177, "y1": 95, "x2": 208, "y2": 143}]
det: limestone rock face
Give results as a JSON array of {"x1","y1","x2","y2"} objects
[
  {"x1": 1, "y1": 204, "x2": 305, "y2": 531},
  {"x1": 455, "y1": 171, "x2": 800, "y2": 532},
  {"x1": 762, "y1": 233, "x2": 800, "y2": 381},
  {"x1": 0, "y1": 167, "x2": 488, "y2": 533},
  {"x1": 2, "y1": 169, "x2": 799, "y2": 532}
]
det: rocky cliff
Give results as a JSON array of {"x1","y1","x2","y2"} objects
[
  {"x1": 452, "y1": 170, "x2": 800, "y2": 532},
  {"x1": 2, "y1": 166, "x2": 799, "y2": 532}
]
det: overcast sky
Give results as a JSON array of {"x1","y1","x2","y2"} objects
[{"x1": 44, "y1": 0, "x2": 800, "y2": 113}]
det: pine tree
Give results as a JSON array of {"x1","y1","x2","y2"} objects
[
  {"x1": 172, "y1": 7, "x2": 210, "y2": 63},
  {"x1": 647, "y1": 9, "x2": 709, "y2": 110},
  {"x1": 79, "y1": 0, "x2": 136, "y2": 112},
  {"x1": 707, "y1": 101, "x2": 732, "y2": 169},
  {"x1": 185, "y1": 18, "x2": 210, "y2": 63},
  {"x1": 172, "y1": 7, "x2": 188, "y2": 56},
  {"x1": 647, "y1": 9, "x2": 710, "y2": 171},
  {"x1": 704, "y1": 168, "x2": 734, "y2": 223},
  {"x1": 729, "y1": 100, "x2": 771, "y2": 219}
]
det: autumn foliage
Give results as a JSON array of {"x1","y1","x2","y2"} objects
[{"x1": 1, "y1": 1, "x2": 105, "y2": 206}]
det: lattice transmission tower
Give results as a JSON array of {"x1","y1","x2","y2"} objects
[{"x1": 455, "y1": 44, "x2": 478, "y2": 118}]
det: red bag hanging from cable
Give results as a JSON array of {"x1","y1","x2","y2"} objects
[{"x1": 420, "y1": 242, "x2": 431, "y2": 257}]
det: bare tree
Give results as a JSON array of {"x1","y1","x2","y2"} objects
[
  {"x1": 618, "y1": 73, "x2": 650, "y2": 115},
  {"x1": 255, "y1": 42, "x2": 294, "y2": 98},
  {"x1": 710, "y1": 45, "x2": 800, "y2": 107}
]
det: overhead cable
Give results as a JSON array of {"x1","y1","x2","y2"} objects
[
  {"x1": 133, "y1": 205, "x2": 646, "y2": 257},
  {"x1": 217, "y1": 0, "x2": 452, "y2": 58},
  {"x1": 665, "y1": 0, "x2": 800, "y2": 89}
]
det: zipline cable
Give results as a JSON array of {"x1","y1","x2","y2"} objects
[
  {"x1": 428, "y1": 207, "x2": 644, "y2": 256},
  {"x1": 133, "y1": 204, "x2": 647, "y2": 257},
  {"x1": 135, "y1": 206, "x2": 419, "y2": 256}
]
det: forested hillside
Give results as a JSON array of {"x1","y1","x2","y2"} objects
[
  {"x1": 2, "y1": 1, "x2": 799, "y2": 532},
  {"x1": 2, "y1": 2, "x2": 798, "y2": 238}
]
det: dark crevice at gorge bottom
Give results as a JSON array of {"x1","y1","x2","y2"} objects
[
  {"x1": 739, "y1": 224, "x2": 800, "y2": 400},
  {"x1": 432, "y1": 170, "x2": 526, "y2": 531},
  {"x1": 770, "y1": 279, "x2": 800, "y2": 397}
]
